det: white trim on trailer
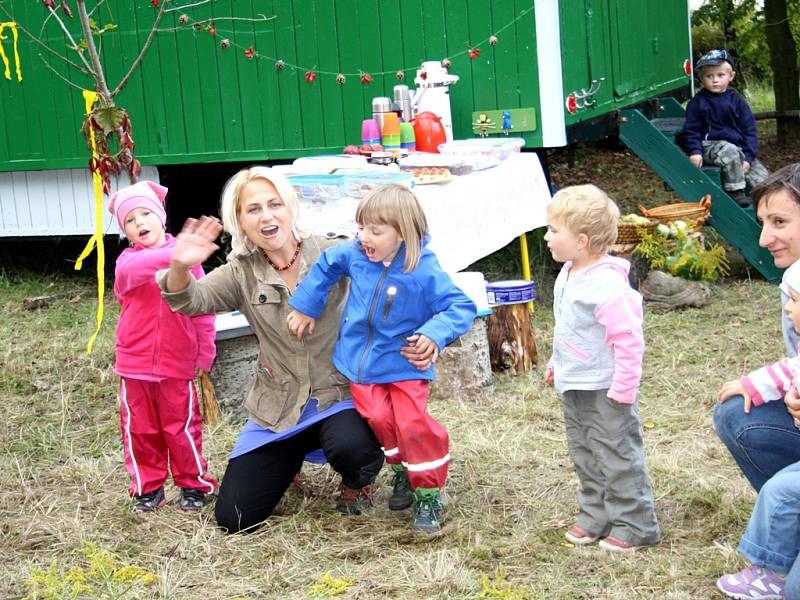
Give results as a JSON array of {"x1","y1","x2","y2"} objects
[
  {"x1": 0, "y1": 166, "x2": 158, "y2": 237},
  {"x1": 534, "y1": 0, "x2": 567, "y2": 147}
]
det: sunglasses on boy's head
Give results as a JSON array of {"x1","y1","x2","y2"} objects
[{"x1": 700, "y1": 49, "x2": 730, "y2": 62}]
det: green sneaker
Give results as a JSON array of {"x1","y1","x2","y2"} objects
[
  {"x1": 412, "y1": 488, "x2": 444, "y2": 534},
  {"x1": 388, "y1": 466, "x2": 413, "y2": 511}
]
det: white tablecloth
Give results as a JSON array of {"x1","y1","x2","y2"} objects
[{"x1": 296, "y1": 152, "x2": 551, "y2": 273}]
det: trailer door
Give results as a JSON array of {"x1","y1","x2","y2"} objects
[{"x1": 610, "y1": 0, "x2": 688, "y2": 98}]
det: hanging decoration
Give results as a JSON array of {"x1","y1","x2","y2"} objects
[
  {"x1": 167, "y1": 4, "x2": 526, "y2": 87},
  {"x1": 74, "y1": 90, "x2": 107, "y2": 354},
  {"x1": 0, "y1": 22, "x2": 22, "y2": 82}
]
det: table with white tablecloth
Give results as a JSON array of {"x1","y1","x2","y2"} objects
[{"x1": 296, "y1": 152, "x2": 552, "y2": 273}]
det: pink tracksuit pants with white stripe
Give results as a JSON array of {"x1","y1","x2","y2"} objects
[
  {"x1": 118, "y1": 377, "x2": 217, "y2": 497},
  {"x1": 350, "y1": 380, "x2": 449, "y2": 490}
]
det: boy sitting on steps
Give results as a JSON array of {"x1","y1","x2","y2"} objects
[{"x1": 684, "y1": 49, "x2": 769, "y2": 207}]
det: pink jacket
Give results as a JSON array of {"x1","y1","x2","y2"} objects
[{"x1": 113, "y1": 234, "x2": 215, "y2": 380}]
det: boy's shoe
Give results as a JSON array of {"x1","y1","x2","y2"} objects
[
  {"x1": 336, "y1": 483, "x2": 373, "y2": 515},
  {"x1": 598, "y1": 536, "x2": 638, "y2": 553},
  {"x1": 180, "y1": 488, "x2": 206, "y2": 513},
  {"x1": 729, "y1": 189, "x2": 750, "y2": 207},
  {"x1": 412, "y1": 489, "x2": 444, "y2": 534},
  {"x1": 132, "y1": 487, "x2": 166, "y2": 513},
  {"x1": 565, "y1": 525, "x2": 600, "y2": 546},
  {"x1": 388, "y1": 467, "x2": 413, "y2": 511},
  {"x1": 716, "y1": 565, "x2": 785, "y2": 599}
]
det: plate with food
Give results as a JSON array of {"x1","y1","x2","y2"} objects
[{"x1": 407, "y1": 167, "x2": 454, "y2": 185}]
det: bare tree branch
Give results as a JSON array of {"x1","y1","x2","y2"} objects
[
  {"x1": 0, "y1": 5, "x2": 88, "y2": 73},
  {"x1": 156, "y1": 13, "x2": 275, "y2": 33},
  {"x1": 38, "y1": 52, "x2": 86, "y2": 92},
  {"x1": 87, "y1": 0, "x2": 109, "y2": 19},
  {"x1": 43, "y1": 3, "x2": 94, "y2": 74},
  {"x1": 165, "y1": 0, "x2": 213, "y2": 12},
  {"x1": 76, "y1": 0, "x2": 110, "y2": 100},
  {"x1": 111, "y1": 0, "x2": 168, "y2": 97}
]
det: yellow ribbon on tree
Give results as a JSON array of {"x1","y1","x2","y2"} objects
[
  {"x1": 0, "y1": 22, "x2": 22, "y2": 81},
  {"x1": 74, "y1": 90, "x2": 105, "y2": 353}
]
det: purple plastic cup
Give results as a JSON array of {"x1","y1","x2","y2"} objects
[{"x1": 361, "y1": 119, "x2": 382, "y2": 145}]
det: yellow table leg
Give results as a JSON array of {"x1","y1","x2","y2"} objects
[{"x1": 519, "y1": 233, "x2": 535, "y2": 313}]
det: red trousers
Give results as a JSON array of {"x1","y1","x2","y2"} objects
[
  {"x1": 118, "y1": 377, "x2": 217, "y2": 496},
  {"x1": 350, "y1": 380, "x2": 449, "y2": 490}
]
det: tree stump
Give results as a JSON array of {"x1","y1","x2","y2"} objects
[
  {"x1": 430, "y1": 316, "x2": 494, "y2": 401},
  {"x1": 486, "y1": 304, "x2": 538, "y2": 374}
]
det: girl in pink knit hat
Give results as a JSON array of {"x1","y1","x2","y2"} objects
[{"x1": 108, "y1": 180, "x2": 218, "y2": 513}]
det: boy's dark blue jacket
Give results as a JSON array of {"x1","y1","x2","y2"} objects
[
  {"x1": 684, "y1": 88, "x2": 759, "y2": 163},
  {"x1": 289, "y1": 237, "x2": 477, "y2": 384}
]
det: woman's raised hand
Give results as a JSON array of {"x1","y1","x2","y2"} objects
[{"x1": 172, "y1": 216, "x2": 223, "y2": 268}]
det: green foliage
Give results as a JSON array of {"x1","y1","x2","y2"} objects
[
  {"x1": 307, "y1": 572, "x2": 354, "y2": 599},
  {"x1": 23, "y1": 543, "x2": 157, "y2": 600},
  {"x1": 634, "y1": 222, "x2": 730, "y2": 281},
  {"x1": 691, "y1": 0, "x2": 800, "y2": 87},
  {"x1": 477, "y1": 567, "x2": 530, "y2": 600}
]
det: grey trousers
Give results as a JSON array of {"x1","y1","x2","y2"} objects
[
  {"x1": 562, "y1": 389, "x2": 661, "y2": 546},
  {"x1": 702, "y1": 140, "x2": 769, "y2": 191}
]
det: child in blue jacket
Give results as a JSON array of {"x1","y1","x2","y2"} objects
[
  {"x1": 287, "y1": 184, "x2": 476, "y2": 534},
  {"x1": 685, "y1": 49, "x2": 769, "y2": 206}
]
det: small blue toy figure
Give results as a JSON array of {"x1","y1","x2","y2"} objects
[
  {"x1": 473, "y1": 113, "x2": 496, "y2": 137},
  {"x1": 501, "y1": 110, "x2": 513, "y2": 135}
]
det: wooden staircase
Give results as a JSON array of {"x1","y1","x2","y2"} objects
[{"x1": 618, "y1": 97, "x2": 781, "y2": 282}]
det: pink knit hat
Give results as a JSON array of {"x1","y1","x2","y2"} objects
[{"x1": 108, "y1": 180, "x2": 168, "y2": 231}]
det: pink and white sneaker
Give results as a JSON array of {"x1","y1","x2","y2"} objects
[
  {"x1": 716, "y1": 565, "x2": 785, "y2": 599},
  {"x1": 564, "y1": 525, "x2": 600, "y2": 546}
]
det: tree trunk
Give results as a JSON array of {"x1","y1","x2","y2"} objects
[
  {"x1": 764, "y1": 0, "x2": 800, "y2": 142},
  {"x1": 486, "y1": 304, "x2": 538, "y2": 374}
]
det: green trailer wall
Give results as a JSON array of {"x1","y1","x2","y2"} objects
[
  {"x1": 559, "y1": 0, "x2": 690, "y2": 126},
  {"x1": 0, "y1": 1, "x2": 689, "y2": 174},
  {"x1": 0, "y1": 0, "x2": 544, "y2": 172}
]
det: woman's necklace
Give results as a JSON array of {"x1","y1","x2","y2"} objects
[{"x1": 263, "y1": 240, "x2": 302, "y2": 272}]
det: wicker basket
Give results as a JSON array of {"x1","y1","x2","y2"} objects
[
  {"x1": 638, "y1": 195, "x2": 712, "y2": 228},
  {"x1": 616, "y1": 219, "x2": 657, "y2": 246}
]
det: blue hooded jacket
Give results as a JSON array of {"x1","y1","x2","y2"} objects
[
  {"x1": 289, "y1": 237, "x2": 477, "y2": 384},
  {"x1": 684, "y1": 88, "x2": 758, "y2": 162}
]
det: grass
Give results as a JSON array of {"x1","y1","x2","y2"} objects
[
  {"x1": 3, "y1": 123, "x2": 799, "y2": 599},
  {"x1": 0, "y1": 267, "x2": 781, "y2": 599}
]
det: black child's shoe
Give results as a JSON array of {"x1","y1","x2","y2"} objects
[
  {"x1": 180, "y1": 488, "x2": 206, "y2": 513},
  {"x1": 388, "y1": 467, "x2": 413, "y2": 511},
  {"x1": 132, "y1": 487, "x2": 166, "y2": 513}
]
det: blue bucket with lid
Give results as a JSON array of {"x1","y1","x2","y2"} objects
[{"x1": 486, "y1": 280, "x2": 536, "y2": 305}]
